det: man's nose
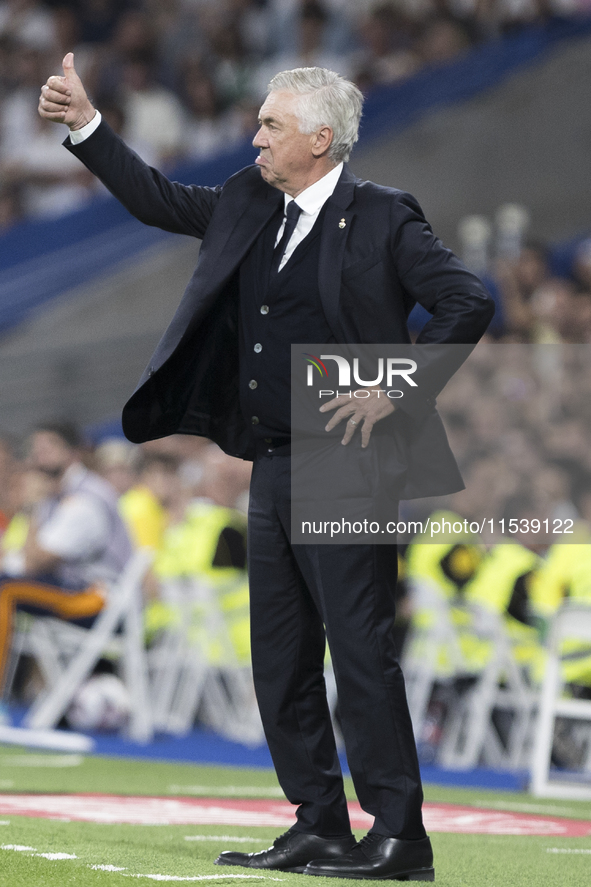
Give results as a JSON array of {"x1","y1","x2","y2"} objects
[{"x1": 252, "y1": 127, "x2": 266, "y2": 148}]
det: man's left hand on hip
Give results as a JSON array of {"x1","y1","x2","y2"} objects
[{"x1": 320, "y1": 388, "x2": 395, "y2": 447}]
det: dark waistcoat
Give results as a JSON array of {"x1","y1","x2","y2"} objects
[{"x1": 239, "y1": 204, "x2": 335, "y2": 441}]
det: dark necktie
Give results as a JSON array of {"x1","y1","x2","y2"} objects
[{"x1": 270, "y1": 200, "x2": 302, "y2": 275}]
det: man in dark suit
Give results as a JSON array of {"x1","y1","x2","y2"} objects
[{"x1": 39, "y1": 55, "x2": 494, "y2": 882}]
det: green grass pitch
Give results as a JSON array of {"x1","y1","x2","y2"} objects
[{"x1": 1, "y1": 745, "x2": 591, "y2": 885}]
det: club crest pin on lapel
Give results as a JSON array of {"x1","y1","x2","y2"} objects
[{"x1": 339, "y1": 218, "x2": 346, "y2": 229}]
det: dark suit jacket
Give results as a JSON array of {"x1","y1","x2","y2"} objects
[{"x1": 67, "y1": 121, "x2": 495, "y2": 498}]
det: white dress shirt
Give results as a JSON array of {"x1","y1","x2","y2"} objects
[
  {"x1": 275, "y1": 163, "x2": 343, "y2": 270},
  {"x1": 68, "y1": 110, "x2": 102, "y2": 145},
  {"x1": 70, "y1": 114, "x2": 344, "y2": 272}
]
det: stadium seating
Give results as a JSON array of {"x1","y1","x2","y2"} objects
[
  {"x1": 148, "y1": 576, "x2": 263, "y2": 746},
  {"x1": 438, "y1": 603, "x2": 537, "y2": 771},
  {"x1": 402, "y1": 576, "x2": 470, "y2": 746},
  {"x1": 531, "y1": 604, "x2": 591, "y2": 799}
]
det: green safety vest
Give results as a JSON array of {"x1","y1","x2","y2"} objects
[
  {"x1": 145, "y1": 501, "x2": 250, "y2": 665},
  {"x1": 531, "y1": 542, "x2": 591, "y2": 686}
]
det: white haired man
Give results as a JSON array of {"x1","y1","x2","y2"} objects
[{"x1": 39, "y1": 57, "x2": 494, "y2": 881}]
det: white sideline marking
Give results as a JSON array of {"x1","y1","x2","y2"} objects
[
  {"x1": 36, "y1": 852, "x2": 77, "y2": 860},
  {"x1": 2, "y1": 843, "x2": 77, "y2": 860},
  {"x1": 0, "y1": 726, "x2": 93, "y2": 753},
  {"x1": 170, "y1": 787, "x2": 284, "y2": 798},
  {"x1": 475, "y1": 800, "x2": 581, "y2": 816},
  {"x1": 91, "y1": 864, "x2": 127, "y2": 871},
  {"x1": 546, "y1": 847, "x2": 591, "y2": 854},
  {"x1": 124, "y1": 877, "x2": 285, "y2": 882},
  {"x1": 2, "y1": 843, "x2": 285, "y2": 881},
  {"x1": 0, "y1": 754, "x2": 83, "y2": 768},
  {"x1": 0, "y1": 821, "x2": 10, "y2": 825},
  {"x1": 184, "y1": 836, "x2": 267, "y2": 844}
]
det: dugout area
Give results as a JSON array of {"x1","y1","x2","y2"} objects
[{"x1": 1, "y1": 745, "x2": 591, "y2": 886}]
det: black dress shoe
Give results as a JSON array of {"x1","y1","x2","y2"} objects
[
  {"x1": 215, "y1": 830, "x2": 357, "y2": 874},
  {"x1": 304, "y1": 834, "x2": 434, "y2": 881}
]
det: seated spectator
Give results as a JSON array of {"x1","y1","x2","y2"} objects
[
  {"x1": 181, "y1": 63, "x2": 243, "y2": 161},
  {"x1": 0, "y1": 0, "x2": 56, "y2": 52},
  {"x1": 0, "y1": 42, "x2": 97, "y2": 216},
  {"x1": 255, "y1": 0, "x2": 351, "y2": 96},
  {"x1": 93, "y1": 95, "x2": 158, "y2": 167},
  {"x1": 462, "y1": 494, "x2": 545, "y2": 683},
  {"x1": 119, "y1": 451, "x2": 182, "y2": 552},
  {"x1": 119, "y1": 51, "x2": 186, "y2": 166},
  {"x1": 2, "y1": 44, "x2": 54, "y2": 150},
  {"x1": 149, "y1": 0, "x2": 205, "y2": 91},
  {"x1": 0, "y1": 435, "x2": 15, "y2": 533},
  {"x1": 0, "y1": 181, "x2": 23, "y2": 230},
  {"x1": 209, "y1": 20, "x2": 254, "y2": 108},
  {"x1": 495, "y1": 241, "x2": 552, "y2": 339},
  {"x1": 150, "y1": 446, "x2": 250, "y2": 664},
  {"x1": 51, "y1": 4, "x2": 97, "y2": 84},
  {"x1": 268, "y1": 0, "x2": 354, "y2": 58},
  {"x1": 94, "y1": 437, "x2": 139, "y2": 497},
  {"x1": 530, "y1": 541, "x2": 591, "y2": 695},
  {"x1": 415, "y1": 16, "x2": 471, "y2": 67},
  {"x1": 528, "y1": 277, "x2": 584, "y2": 343},
  {"x1": 0, "y1": 422, "x2": 132, "y2": 697},
  {"x1": 353, "y1": 1, "x2": 419, "y2": 89},
  {"x1": 198, "y1": 443, "x2": 252, "y2": 513},
  {"x1": 140, "y1": 445, "x2": 250, "y2": 581},
  {"x1": 572, "y1": 237, "x2": 591, "y2": 294},
  {"x1": 0, "y1": 113, "x2": 96, "y2": 217},
  {"x1": 1, "y1": 462, "x2": 57, "y2": 568},
  {"x1": 75, "y1": 0, "x2": 131, "y2": 47},
  {"x1": 233, "y1": 0, "x2": 274, "y2": 61}
]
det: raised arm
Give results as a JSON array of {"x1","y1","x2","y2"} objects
[{"x1": 38, "y1": 53, "x2": 220, "y2": 238}]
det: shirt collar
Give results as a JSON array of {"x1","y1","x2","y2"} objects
[{"x1": 284, "y1": 162, "x2": 344, "y2": 216}]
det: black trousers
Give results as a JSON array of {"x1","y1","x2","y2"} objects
[{"x1": 247, "y1": 453, "x2": 425, "y2": 839}]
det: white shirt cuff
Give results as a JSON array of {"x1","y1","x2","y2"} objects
[{"x1": 69, "y1": 111, "x2": 102, "y2": 145}]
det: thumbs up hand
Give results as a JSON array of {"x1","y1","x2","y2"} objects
[{"x1": 38, "y1": 52, "x2": 96, "y2": 131}]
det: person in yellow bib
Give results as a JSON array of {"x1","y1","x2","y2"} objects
[
  {"x1": 119, "y1": 452, "x2": 182, "y2": 552},
  {"x1": 531, "y1": 540, "x2": 591, "y2": 687}
]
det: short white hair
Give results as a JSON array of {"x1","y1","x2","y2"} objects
[{"x1": 267, "y1": 67, "x2": 363, "y2": 164}]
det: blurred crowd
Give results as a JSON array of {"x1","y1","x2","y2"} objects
[
  {"x1": 428, "y1": 342, "x2": 591, "y2": 534},
  {"x1": 397, "y1": 339, "x2": 591, "y2": 765},
  {"x1": 493, "y1": 240, "x2": 591, "y2": 344},
  {"x1": 401, "y1": 503, "x2": 591, "y2": 766},
  {"x1": 0, "y1": 0, "x2": 587, "y2": 227},
  {"x1": 1, "y1": 398, "x2": 591, "y2": 762},
  {"x1": 2, "y1": 3, "x2": 591, "y2": 353},
  {"x1": 0, "y1": 425, "x2": 253, "y2": 716},
  {"x1": 454, "y1": 205, "x2": 591, "y2": 345},
  {"x1": 1, "y1": 3, "x2": 591, "y2": 758},
  {"x1": 0, "y1": 425, "x2": 252, "y2": 573}
]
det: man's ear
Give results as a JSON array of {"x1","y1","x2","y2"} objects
[{"x1": 311, "y1": 125, "x2": 333, "y2": 158}]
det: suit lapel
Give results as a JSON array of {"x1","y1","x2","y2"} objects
[
  {"x1": 153, "y1": 175, "x2": 282, "y2": 366},
  {"x1": 318, "y1": 164, "x2": 357, "y2": 339},
  {"x1": 166, "y1": 165, "x2": 356, "y2": 362}
]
